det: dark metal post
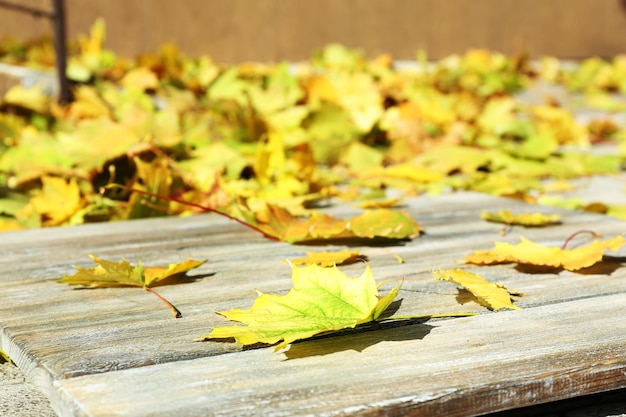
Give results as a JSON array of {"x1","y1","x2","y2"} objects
[{"x1": 51, "y1": 0, "x2": 72, "y2": 103}]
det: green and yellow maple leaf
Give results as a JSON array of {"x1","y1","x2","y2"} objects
[
  {"x1": 432, "y1": 268, "x2": 521, "y2": 311},
  {"x1": 59, "y1": 255, "x2": 207, "y2": 317},
  {"x1": 203, "y1": 264, "x2": 401, "y2": 351},
  {"x1": 464, "y1": 235, "x2": 626, "y2": 271}
]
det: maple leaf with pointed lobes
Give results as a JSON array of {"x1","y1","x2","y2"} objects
[
  {"x1": 59, "y1": 256, "x2": 207, "y2": 317},
  {"x1": 230, "y1": 202, "x2": 422, "y2": 243},
  {"x1": 204, "y1": 264, "x2": 401, "y2": 351},
  {"x1": 432, "y1": 269, "x2": 521, "y2": 311},
  {"x1": 464, "y1": 235, "x2": 626, "y2": 271}
]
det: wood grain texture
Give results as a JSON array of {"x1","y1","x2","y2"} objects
[
  {"x1": 1, "y1": 191, "x2": 626, "y2": 416},
  {"x1": 52, "y1": 294, "x2": 626, "y2": 417}
]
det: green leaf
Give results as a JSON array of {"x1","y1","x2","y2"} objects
[{"x1": 204, "y1": 264, "x2": 401, "y2": 351}]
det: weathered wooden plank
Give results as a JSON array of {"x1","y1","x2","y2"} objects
[
  {"x1": 49, "y1": 293, "x2": 626, "y2": 417},
  {"x1": 1, "y1": 191, "x2": 626, "y2": 416}
]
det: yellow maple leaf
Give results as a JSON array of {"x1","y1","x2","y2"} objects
[
  {"x1": 59, "y1": 256, "x2": 207, "y2": 317},
  {"x1": 465, "y1": 235, "x2": 626, "y2": 271},
  {"x1": 433, "y1": 269, "x2": 521, "y2": 311},
  {"x1": 481, "y1": 210, "x2": 561, "y2": 227},
  {"x1": 28, "y1": 176, "x2": 82, "y2": 226}
]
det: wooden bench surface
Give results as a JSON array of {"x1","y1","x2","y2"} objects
[{"x1": 1, "y1": 189, "x2": 625, "y2": 416}]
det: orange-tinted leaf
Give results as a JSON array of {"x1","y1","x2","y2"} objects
[{"x1": 235, "y1": 203, "x2": 421, "y2": 243}]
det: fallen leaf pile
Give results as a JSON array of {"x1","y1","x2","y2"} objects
[{"x1": 2, "y1": 20, "x2": 626, "y2": 239}]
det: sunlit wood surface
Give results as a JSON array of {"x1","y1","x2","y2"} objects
[{"x1": 1, "y1": 188, "x2": 625, "y2": 416}]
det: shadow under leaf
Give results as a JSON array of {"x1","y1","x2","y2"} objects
[
  {"x1": 150, "y1": 272, "x2": 216, "y2": 287},
  {"x1": 283, "y1": 319, "x2": 434, "y2": 360},
  {"x1": 455, "y1": 289, "x2": 480, "y2": 306},
  {"x1": 513, "y1": 256, "x2": 624, "y2": 275},
  {"x1": 296, "y1": 237, "x2": 412, "y2": 247}
]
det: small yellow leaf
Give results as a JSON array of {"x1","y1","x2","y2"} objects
[
  {"x1": 3, "y1": 84, "x2": 51, "y2": 113},
  {"x1": 481, "y1": 210, "x2": 561, "y2": 227},
  {"x1": 358, "y1": 196, "x2": 404, "y2": 209},
  {"x1": 433, "y1": 269, "x2": 521, "y2": 311},
  {"x1": 290, "y1": 250, "x2": 363, "y2": 267},
  {"x1": 120, "y1": 67, "x2": 160, "y2": 91},
  {"x1": 29, "y1": 176, "x2": 82, "y2": 226},
  {"x1": 0, "y1": 349, "x2": 11, "y2": 363}
]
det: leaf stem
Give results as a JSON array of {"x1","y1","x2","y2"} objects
[
  {"x1": 104, "y1": 184, "x2": 280, "y2": 241},
  {"x1": 561, "y1": 229, "x2": 602, "y2": 250},
  {"x1": 144, "y1": 287, "x2": 182, "y2": 318}
]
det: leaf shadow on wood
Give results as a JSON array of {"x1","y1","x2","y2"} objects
[
  {"x1": 283, "y1": 298, "x2": 432, "y2": 359},
  {"x1": 295, "y1": 237, "x2": 412, "y2": 247},
  {"x1": 512, "y1": 256, "x2": 624, "y2": 275},
  {"x1": 150, "y1": 272, "x2": 216, "y2": 287},
  {"x1": 283, "y1": 318, "x2": 434, "y2": 360},
  {"x1": 66, "y1": 272, "x2": 216, "y2": 289},
  {"x1": 205, "y1": 300, "x2": 434, "y2": 358},
  {"x1": 455, "y1": 289, "x2": 481, "y2": 306}
]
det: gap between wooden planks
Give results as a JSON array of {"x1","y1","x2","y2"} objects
[
  {"x1": 1, "y1": 191, "x2": 625, "y2": 416},
  {"x1": 51, "y1": 293, "x2": 625, "y2": 417}
]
